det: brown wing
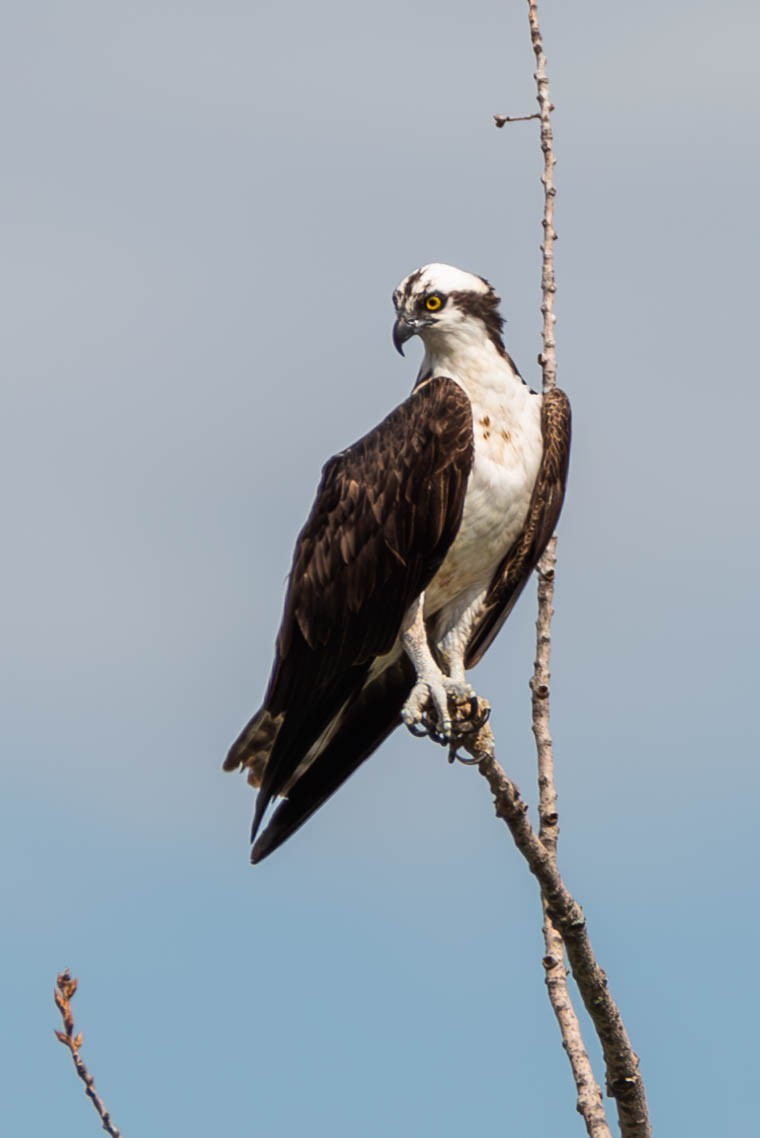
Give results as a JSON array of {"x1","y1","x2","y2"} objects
[
  {"x1": 465, "y1": 386, "x2": 571, "y2": 668},
  {"x1": 225, "y1": 376, "x2": 474, "y2": 843}
]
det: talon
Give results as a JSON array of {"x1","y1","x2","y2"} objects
[
  {"x1": 402, "y1": 679, "x2": 451, "y2": 741},
  {"x1": 454, "y1": 750, "x2": 483, "y2": 766},
  {"x1": 456, "y1": 694, "x2": 491, "y2": 732},
  {"x1": 474, "y1": 703, "x2": 491, "y2": 728},
  {"x1": 447, "y1": 741, "x2": 482, "y2": 766}
]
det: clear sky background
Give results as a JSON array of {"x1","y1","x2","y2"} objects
[{"x1": 2, "y1": 1, "x2": 758, "y2": 1134}]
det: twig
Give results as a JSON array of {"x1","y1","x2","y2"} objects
[
  {"x1": 54, "y1": 970, "x2": 122, "y2": 1137},
  {"x1": 493, "y1": 112, "x2": 541, "y2": 126}
]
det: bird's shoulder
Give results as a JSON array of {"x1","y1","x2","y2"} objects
[
  {"x1": 301, "y1": 375, "x2": 473, "y2": 543},
  {"x1": 324, "y1": 374, "x2": 473, "y2": 478},
  {"x1": 539, "y1": 385, "x2": 571, "y2": 471}
]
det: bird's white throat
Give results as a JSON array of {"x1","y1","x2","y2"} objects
[{"x1": 419, "y1": 324, "x2": 531, "y2": 415}]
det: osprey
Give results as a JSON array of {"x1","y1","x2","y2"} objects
[{"x1": 225, "y1": 263, "x2": 571, "y2": 862}]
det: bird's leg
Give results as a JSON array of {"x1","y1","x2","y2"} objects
[
  {"x1": 436, "y1": 586, "x2": 486, "y2": 697},
  {"x1": 436, "y1": 623, "x2": 475, "y2": 701},
  {"x1": 435, "y1": 590, "x2": 492, "y2": 744},
  {"x1": 401, "y1": 590, "x2": 493, "y2": 745},
  {"x1": 400, "y1": 593, "x2": 458, "y2": 742}
]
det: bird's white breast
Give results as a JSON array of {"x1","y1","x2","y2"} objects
[{"x1": 424, "y1": 374, "x2": 543, "y2": 620}]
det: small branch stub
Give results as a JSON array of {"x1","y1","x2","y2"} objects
[{"x1": 493, "y1": 112, "x2": 541, "y2": 127}]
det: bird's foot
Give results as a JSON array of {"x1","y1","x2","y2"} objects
[
  {"x1": 402, "y1": 677, "x2": 485, "y2": 746},
  {"x1": 402, "y1": 675, "x2": 452, "y2": 743}
]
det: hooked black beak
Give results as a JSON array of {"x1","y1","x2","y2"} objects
[{"x1": 393, "y1": 314, "x2": 419, "y2": 356}]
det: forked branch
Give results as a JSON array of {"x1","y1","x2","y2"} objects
[{"x1": 449, "y1": 712, "x2": 650, "y2": 1138}]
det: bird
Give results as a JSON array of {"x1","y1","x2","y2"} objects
[{"x1": 224, "y1": 263, "x2": 571, "y2": 863}]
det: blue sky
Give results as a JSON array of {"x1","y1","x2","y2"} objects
[{"x1": 2, "y1": 1, "x2": 758, "y2": 1134}]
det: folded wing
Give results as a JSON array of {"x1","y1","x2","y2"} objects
[{"x1": 224, "y1": 376, "x2": 474, "y2": 853}]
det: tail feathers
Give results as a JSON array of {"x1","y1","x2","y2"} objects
[
  {"x1": 251, "y1": 658, "x2": 413, "y2": 863},
  {"x1": 223, "y1": 707, "x2": 283, "y2": 788}
]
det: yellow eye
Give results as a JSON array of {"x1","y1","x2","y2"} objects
[{"x1": 425, "y1": 294, "x2": 443, "y2": 312}]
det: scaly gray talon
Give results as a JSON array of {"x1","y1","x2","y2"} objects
[{"x1": 402, "y1": 678, "x2": 452, "y2": 740}]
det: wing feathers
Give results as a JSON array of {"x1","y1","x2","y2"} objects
[{"x1": 250, "y1": 658, "x2": 414, "y2": 863}]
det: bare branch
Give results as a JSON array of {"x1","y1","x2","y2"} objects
[
  {"x1": 491, "y1": 5, "x2": 652, "y2": 1135},
  {"x1": 54, "y1": 971, "x2": 123, "y2": 1138},
  {"x1": 519, "y1": 6, "x2": 617, "y2": 1132}
]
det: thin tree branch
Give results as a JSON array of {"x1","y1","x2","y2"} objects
[
  {"x1": 528, "y1": 0, "x2": 558, "y2": 395},
  {"x1": 500, "y1": 4, "x2": 650, "y2": 1135},
  {"x1": 541, "y1": 905, "x2": 612, "y2": 1138},
  {"x1": 483, "y1": 11, "x2": 653, "y2": 1133},
  {"x1": 54, "y1": 970, "x2": 123, "y2": 1138},
  {"x1": 523, "y1": 5, "x2": 616, "y2": 1132},
  {"x1": 533, "y1": 545, "x2": 558, "y2": 843}
]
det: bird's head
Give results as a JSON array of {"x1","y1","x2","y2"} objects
[{"x1": 392, "y1": 263, "x2": 505, "y2": 358}]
